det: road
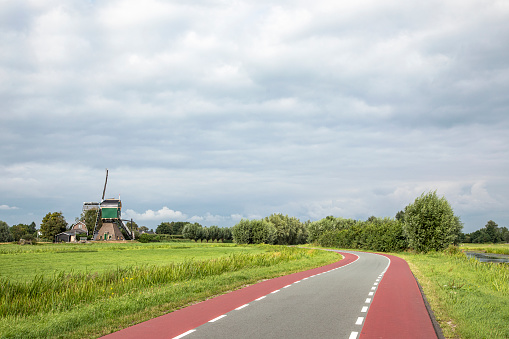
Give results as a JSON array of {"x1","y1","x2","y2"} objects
[{"x1": 103, "y1": 250, "x2": 438, "y2": 339}]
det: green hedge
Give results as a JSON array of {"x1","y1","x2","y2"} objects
[
  {"x1": 137, "y1": 234, "x2": 188, "y2": 243},
  {"x1": 316, "y1": 218, "x2": 408, "y2": 252}
]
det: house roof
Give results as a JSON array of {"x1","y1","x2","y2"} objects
[{"x1": 56, "y1": 229, "x2": 88, "y2": 236}]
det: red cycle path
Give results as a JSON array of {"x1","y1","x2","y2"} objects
[
  {"x1": 102, "y1": 252, "x2": 437, "y2": 339},
  {"x1": 360, "y1": 254, "x2": 437, "y2": 339},
  {"x1": 101, "y1": 252, "x2": 358, "y2": 339}
]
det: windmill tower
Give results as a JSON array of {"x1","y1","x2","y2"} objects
[{"x1": 89, "y1": 169, "x2": 134, "y2": 241}]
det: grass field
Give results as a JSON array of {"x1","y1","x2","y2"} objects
[
  {"x1": 397, "y1": 246, "x2": 508, "y2": 339},
  {"x1": 459, "y1": 243, "x2": 509, "y2": 255},
  {"x1": 0, "y1": 242, "x2": 267, "y2": 283},
  {"x1": 0, "y1": 242, "x2": 341, "y2": 339}
]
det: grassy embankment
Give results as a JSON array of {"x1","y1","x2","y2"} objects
[
  {"x1": 395, "y1": 246, "x2": 508, "y2": 339},
  {"x1": 0, "y1": 242, "x2": 340, "y2": 339}
]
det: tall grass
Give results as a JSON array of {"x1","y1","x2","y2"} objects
[
  {"x1": 399, "y1": 249, "x2": 509, "y2": 339},
  {"x1": 0, "y1": 246, "x2": 314, "y2": 318}
]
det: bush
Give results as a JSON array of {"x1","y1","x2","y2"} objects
[
  {"x1": 315, "y1": 218, "x2": 408, "y2": 252},
  {"x1": 403, "y1": 191, "x2": 463, "y2": 253}
]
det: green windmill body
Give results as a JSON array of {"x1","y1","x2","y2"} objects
[{"x1": 92, "y1": 170, "x2": 134, "y2": 241}]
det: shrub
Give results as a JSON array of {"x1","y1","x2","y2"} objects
[{"x1": 403, "y1": 191, "x2": 463, "y2": 253}]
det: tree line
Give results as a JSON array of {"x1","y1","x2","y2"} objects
[{"x1": 1, "y1": 191, "x2": 506, "y2": 251}]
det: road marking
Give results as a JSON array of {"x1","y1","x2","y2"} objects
[
  {"x1": 376, "y1": 279, "x2": 380, "y2": 282},
  {"x1": 271, "y1": 290, "x2": 280, "y2": 294},
  {"x1": 355, "y1": 317, "x2": 364, "y2": 325},
  {"x1": 235, "y1": 304, "x2": 249, "y2": 310},
  {"x1": 173, "y1": 329, "x2": 196, "y2": 338},
  {"x1": 349, "y1": 331, "x2": 359, "y2": 339},
  {"x1": 361, "y1": 306, "x2": 368, "y2": 312},
  {"x1": 371, "y1": 287, "x2": 376, "y2": 290},
  {"x1": 255, "y1": 296, "x2": 266, "y2": 301},
  {"x1": 374, "y1": 282, "x2": 378, "y2": 285},
  {"x1": 283, "y1": 285, "x2": 291, "y2": 288},
  {"x1": 209, "y1": 315, "x2": 226, "y2": 322},
  {"x1": 294, "y1": 280, "x2": 301, "y2": 284},
  {"x1": 368, "y1": 292, "x2": 374, "y2": 296},
  {"x1": 365, "y1": 298, "x2": 372, "y2": 303}
]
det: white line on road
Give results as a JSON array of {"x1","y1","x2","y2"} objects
[
  {"x1": 368, "y1": 292, "x2": 374, "y2": 296},
  {"x1": 271, "y1": 290, "x2": 280, "y2": 294},
  {"x1": 235, "y1": 304, "x2": 249, "y2": 310},
  {"x1": 173, "y1": 329, "x2": 196, "y2": 339},
  {"x1": 355, "y1": 317, "x2": 364, "y2": 325},
  {"x1": 255, "y1": 296, "x2": 266, "y2": 301},
  {"x1": 209, "y1": 315, "x2": 227, "y2": 323},
  {"x1": 361, "y1": 306, "x2": 368, "y2": 312},
  {"x1": 365, "y1": 298, "x2": 372, "y2": 303},
  {"x1": 349, "y1": 331, "x2": 359, "y2": 339}
]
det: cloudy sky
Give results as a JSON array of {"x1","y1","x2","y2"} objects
[{"x1": 1, "y1": 0, "x2": 508, "y2": 233}]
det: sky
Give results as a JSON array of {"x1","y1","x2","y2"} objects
[{"x1": 1, "y1": 0, "x2": 508, "y2": 233}]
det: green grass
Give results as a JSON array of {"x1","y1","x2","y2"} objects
[
  {"x1": 459, "y1": 243, "x2": 509, "y2": 255},
  {"x1": 0, "y1": 243, "x2": 341, "y2": 339},
  {"x1": 0, "y1": 242, "x2": 265, "y2": 283},
  {"x1": 396, "y1": 250, "x2": 508, "y2": 339}
]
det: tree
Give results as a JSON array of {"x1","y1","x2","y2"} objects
[
  {"x1": 403, "y1": 191, "x2": 463, "y2": 252},
  {"x1": 10, "y1": 224, "x2": 28, "y2": 241},
  {"x1": 40, "y1": 212, "x2": 68, "y2": 240},
  {"x1": 156, "y1": 222, "x2": 172, "y2": 234},
  {"x1": 0, "y1": 220, "x2": 13, "y2": 242},
  {"x1": 80, "y1": 209, "x2": 101, "y2": 235},
  {"x1": 27, "y1": 222, "x2": 37, "y2": 235},
  {"x1": 182, "y1": 223, "x2": 202, "y2": 242},
  {"x1": 484, "y1": 220, "x2": 501, "y2": 243}
]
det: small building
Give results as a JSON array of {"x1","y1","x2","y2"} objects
[
  {"x1": 71, "y1": 221, "x2": 88, "y2": 235},
  {"x1": 55, "y1": 229, "x2": 87, "y2": 242}
]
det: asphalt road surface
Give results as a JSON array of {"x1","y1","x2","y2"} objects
[
  {"x1": 103, "y1": 250, "x2": 438, "y2": 339},
  {"x1": 183, "y1": 251, "x2": 388, "y2": 339}
]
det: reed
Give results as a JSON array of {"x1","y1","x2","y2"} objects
[{"x1": 0, "y1": 246, "x2": 313, "y2": 317}]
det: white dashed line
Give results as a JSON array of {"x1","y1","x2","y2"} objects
[
  {"x1": 349, "y1": 331, "x2": 359, "y2": 339},
  {"x1": 271, "y1": 290, "x2": 280, "y2": 294},
  {"x1": 355, "y1": 317, "x2": 364, "y2": 325},
  {"x1": 365, "y1": 298, "x2": 372, "y2": 303},
  {"x1": 361, "y1": 306, "x2": 368, "y2": 312},
  {"x1": 368, "y1": 292, "x2": 374, "y2": 296},
  {"x1": 255, "y1": 296, "x2": 266, "y2": 301},
  {"x1": 371, "y1": 286, "x2": 376, "y2": 290},
  {"x1": 209, "y1": 315, "x2": 226, "y2": 323},
  {"x1": 173, "y1": 329, "x2": 196, "y2": 339},
  {"x1": 283, "y1": 285, "x2": 291, "y2": 288},
  {"x1": 235, "y1": 304, "x2": 249, "y2": 310}
]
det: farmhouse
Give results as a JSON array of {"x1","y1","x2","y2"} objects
[
  {"x1": 55, "y1": 229, "x2": 87, "y2": 242},
  {"x1": 55, "y1": 221, "x2": 89, "y2": 242}
]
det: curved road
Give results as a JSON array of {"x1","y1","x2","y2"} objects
[{"x1": 103, "y1": 250, "x2": 438, "y2": 339}]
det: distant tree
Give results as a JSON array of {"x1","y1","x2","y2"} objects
[
  {"x1": 40, "y1": 212, "x2": 68, "y2": 240},
  {"x1": 182, "y1": 223, "x2": 202, "y2": 242},
  {"x1": 484, "y1": 220, "x2": 501, "y2": 243},
  {"x1": 139, "y1": 226, "x2": 149, "y2": 232},
  {"x1": 156, "y1": 222, "x2": 172, "y2": 234},
  {"x1": 80, "y1": 209, "x2": 101, "y2": 235},
  {"x1": 208, "y1": 225, "x2": 220, "y2": 242},
  {"x1": 232, "y1": 219, "x2": 251, "y2": 244},
  {"x1": 0, "y1": 220, "x2": 13, "y2": 242},
  {"x1": 395, "y1": 210, "x2": 405, "y2": 222},
  {"x1": 200, "y1": 227, "x2": 210, "y2": 242},
  {"x1": 10, "y1": 224, "x2": 28, "y2": 241},
  {"x1": 403, "y1": 191, "x2": 463, "y2": 252},
  {"x1": 27, "y1": 222, "x2": 37, "y2": 235},
  {"x1": 500, "y1": 227, "x2": 509, "y2": 243},
  {"x1": 172, "y1": 222, "x2": 189, "y2": 235},
  {"x1": 367, "y1": 216, "x2": 378, "y2": 222},
  {"x1": 125, "y1": 220, "x2": 138, "y2": 231}
]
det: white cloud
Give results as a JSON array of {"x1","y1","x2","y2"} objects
[
  {"x1": 123, "y1": 207, "x2": 187, "y2": 221},
  {"x1": 0, "y1": 204, "x2": 19, "y2": 210}
]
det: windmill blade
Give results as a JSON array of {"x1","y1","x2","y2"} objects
[{"x1": 101, "y1": 168, "x2": 108, "y2": 201}]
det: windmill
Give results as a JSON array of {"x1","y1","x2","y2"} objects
[{"x1": 83, "y1": 169, "x2": 134, "y2": 241}]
